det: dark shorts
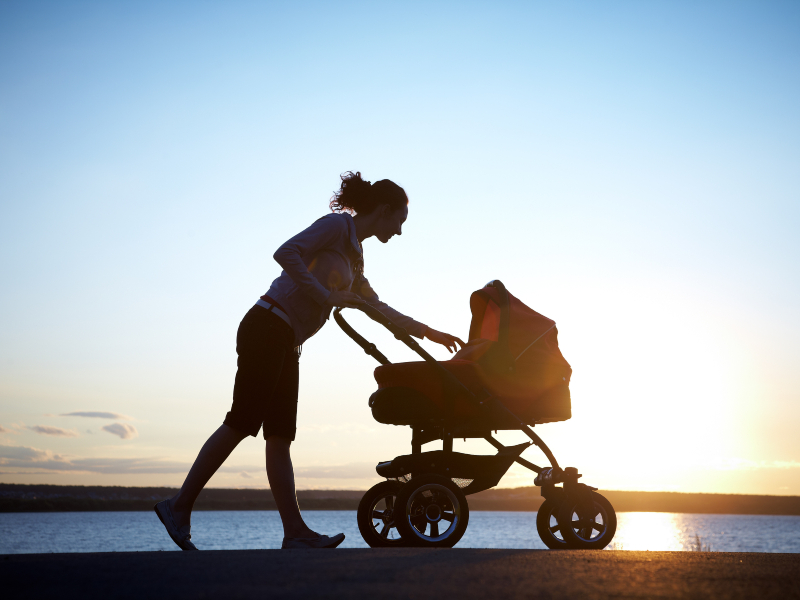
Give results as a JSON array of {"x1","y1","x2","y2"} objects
[{"x1": 224, "y1": 305, "x2": 299, "y2": 441}]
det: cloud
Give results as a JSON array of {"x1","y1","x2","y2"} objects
[
  {"x1": 293, "y1": 462, "x2": 377, "y2": 479},
  {"x1": 101, "y1": 423, "x2": 138, "y2": 440},
  {"x1": 708, "y1": 458, "x2": 800, "y2": 471},
  {"x1": 240, "y1": 472, "x2": 254, "y2": 479},
  {"x1": 215, "y1": 462, "x2": 379, "y2": 480},
  {"x1": 28, "y1": 425, "x2": 80, "y2": 437},
  {"x1": 298, "y1": 423, "x2": 377, "y2": 434},
  {"x1": 0, "y1": 444, "x2": 188, "y2": 474},
  {"x1": 0, "y1": 423, "x2": 25, "y2": 434},
  {"x1": 61, "y1": 411, "x2": 132, "y2": 420},
  {"x1": 0, "y1": 445, "x2": 56, "y2": 462}
]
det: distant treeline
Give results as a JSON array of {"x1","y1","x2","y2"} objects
[{"x1": 1, "y1": 483, "x2": 799, "y2": 515}]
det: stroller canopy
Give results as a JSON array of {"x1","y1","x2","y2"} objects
[{"x1": 465, "y1": 282, "x2": 570, "y2": 368}]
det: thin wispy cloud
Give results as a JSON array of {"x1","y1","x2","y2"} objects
[
  {"x1": 298, "y1": 423, "x2": 377, "y2": 434},
  {"x1": 2, "y1": 423, "x2": 25, "y2": 434},
  {"x1": 101, "y1": 423, "x2": 138, "y2": 440},
  {"x1": 28, "y1": 425, "x2": 79, "y2": 438},
  {"x1": 293, "y1": 462, "x2": 377, "y2": 479},
  {"x1": 61, "y1": 411, "x2": 132, "y2": 420},
  {"x1": 0, "y1": 444, "x2": 65, "y2": 462},
  {"x1": 0, "y1": 444, "x2": 187, "y2": 474},
  {"x1": 0, "y1": 446, "x2": 382, "y2": 478}
]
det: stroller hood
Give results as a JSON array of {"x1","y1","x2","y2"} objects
[
  {"x1": 450, "y1": 282, "x2": 572, "y2": 423},
  {"x1": 456, "y1": 283, "x2": 570, "y2": 369}
]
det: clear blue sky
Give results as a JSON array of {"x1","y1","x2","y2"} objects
[{"x1": 1, "y1": 0, "x2": 799, "y2": 494}]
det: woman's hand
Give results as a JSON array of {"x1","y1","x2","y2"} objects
[
  {"x1": 424, "y1": 327, "x2": 466, "y2": 353},
  {"x1": 323, "y1": 291, "x2": 366, "y2": 309}
]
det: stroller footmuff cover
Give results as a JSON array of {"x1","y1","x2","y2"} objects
[{"x1": 334, "y1": 280, "x2": 615, "y2": 550}]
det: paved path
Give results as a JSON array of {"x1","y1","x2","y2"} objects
[{"x1": 3, "y1": 549, "x2": 798, "y2": 599}]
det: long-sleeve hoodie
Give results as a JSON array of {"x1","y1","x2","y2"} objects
[{"x1": 262, "y1": 212, "x2": 426, "y2": 347}]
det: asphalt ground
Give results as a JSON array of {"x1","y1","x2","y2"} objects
[{"x1": 3, "y1": 549, "x2": 798, "y2": 599}]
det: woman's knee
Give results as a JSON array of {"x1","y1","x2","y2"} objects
[
  {"x1": 266, "y1": 435, "x2": 292, "y2": 448},
  {"x1": 221, "y1": 423, "x2": 250, "y2": 442}
]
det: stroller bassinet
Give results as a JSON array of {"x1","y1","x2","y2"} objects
[
  {"x1": 335, "y1": 280, "x2": 616, "y2": 550},
  {"x1": 370, "y1": 284, "x2": 572, "y2": 428}
]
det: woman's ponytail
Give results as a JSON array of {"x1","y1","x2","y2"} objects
[{"x1": 330, "y1": 171, "x2": 408, "y2": 215}]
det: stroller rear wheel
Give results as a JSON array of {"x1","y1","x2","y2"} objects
[
  {"x1": 394, "y1": 474, "x2": 469, "y2": 548},
  {"x1": 536, "y1": 498, "x2": 573, "y2": 549},
  {"x1": 558, "y1": 491, "x2": 617, "y2": 549},
  {"x1": 357, "y1": 480, "x2": 407, "y2": 547}
]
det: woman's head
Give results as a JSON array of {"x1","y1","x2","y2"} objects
[{"x1": 330, "y1": 171, "x2": 408, "y2": 243}]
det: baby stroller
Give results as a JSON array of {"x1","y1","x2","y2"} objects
[{"x1": 335, "y1": 280, "x2": 616, "y2": 549}]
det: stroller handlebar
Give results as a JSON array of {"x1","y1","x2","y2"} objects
[
  {"x1": 333, "y1": 304, "x2": 439, "y2": 365},
  {"x1": 332, "y1": 306, "x2": 391, "y2": 365}
]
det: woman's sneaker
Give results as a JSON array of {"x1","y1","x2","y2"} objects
[
  {"x1": 154, "y1": 499, "x2": 198, "y2": 551},
  {"x1": 281, "y1": 533, "x2": 345, "y2": 549}
]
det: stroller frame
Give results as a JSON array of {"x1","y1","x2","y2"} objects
[{"x1": 336, "y1": 280, "x2": 616, "y2": 549}]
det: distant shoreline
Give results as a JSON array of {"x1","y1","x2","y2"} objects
[{"x1": 2, "y1": 483, "x2": 799, "y2": 515}]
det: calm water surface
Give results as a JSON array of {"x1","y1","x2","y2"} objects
[{"x1": 1, "y1": 511, "x2": 798, "y2": 554}]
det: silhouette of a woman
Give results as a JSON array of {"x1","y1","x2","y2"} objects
[{"x1": 155, "y1": 172, "x2": 464, "y2": 549}]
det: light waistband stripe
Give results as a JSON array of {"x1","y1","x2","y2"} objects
[{"x1": 255, "y1": 298, "x2": 293, "y2": 329}]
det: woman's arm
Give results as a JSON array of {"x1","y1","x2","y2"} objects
[
  {"x1": 421, "y1": 327, "x2": 465, "y2": 353},
  {"x1": 273, "y1": 215, "x2": 344, "y2": 306},
  {"x1": 354, "y1": 276, "x2": 465, "y2": 352}
]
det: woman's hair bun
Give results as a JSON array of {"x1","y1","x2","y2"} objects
[{"x1": 330, "y1": 171, "x2": 408, "y2": 215}]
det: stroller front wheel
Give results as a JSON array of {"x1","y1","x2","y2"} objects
[
  {"x1": 558, "y1": 491, "x2": 617, "y2": 550},
  {"x1": 394, "y1": 475, "x2": 470, "y2": 548},
  {"x1": 357, "y1": 480, "x2": 408, "y2": 547},
  {"x1": 536, "y1": 498, "x2": 574, "y2": 549}
]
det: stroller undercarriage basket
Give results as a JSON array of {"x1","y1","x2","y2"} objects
[{"x1": 376, "y1": 443, "x2": 531, "y2": 496}]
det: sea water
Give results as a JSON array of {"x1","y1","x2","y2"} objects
[{"x1": 1, "y1": 511, "x2": 798, "y2": 554}]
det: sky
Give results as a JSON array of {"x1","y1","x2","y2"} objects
[{"x1": 1, "y1": 0, "x2": 798, "y2": 495}]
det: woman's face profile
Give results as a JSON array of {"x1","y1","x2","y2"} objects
[{"x1": 375, "y1": 204, "x2": 408, "y2": 243}]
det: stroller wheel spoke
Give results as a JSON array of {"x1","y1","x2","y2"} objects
[
  {"x1": 591, "y1": 521, "x2": 604, "y2": 533},
  {"x1": 549, "y1": 523, "x2": 561, "y2": 534},
  {"x1": 358, "y1": 481, "x2": 408, "y2": 547},
  {"x1": 430, "y1": 522, "x2": 439, "y2": 538},
  {"x1": 441, "y1": 512, "x2": 455, "y2": 523},
  {"x1": 410, "y1": 514, "x2": 426, "y2": 528}
]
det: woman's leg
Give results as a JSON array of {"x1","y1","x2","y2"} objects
[
  {"x1": 266, "y1": 435, "x2": 316, "y2": 538},
  {"x1": 170, "y1": 424, "x2": 248, "y2": 529}
]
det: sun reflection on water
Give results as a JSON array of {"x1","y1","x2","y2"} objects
[{"x1": 607, "y1": 513, "x2": 687, "y2": 551}]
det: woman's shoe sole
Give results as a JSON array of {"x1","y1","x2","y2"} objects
[{"x1": 154, "y1": 501, "x2": 198, "y2": 551}]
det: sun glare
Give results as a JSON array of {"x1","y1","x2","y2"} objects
[{"x1": 609, "y1": 513, "x2": 685, "y2": 551}]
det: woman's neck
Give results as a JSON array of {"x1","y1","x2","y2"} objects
[{"x1": 352, "y1": 212, "x2": 378, "y2": 243}]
